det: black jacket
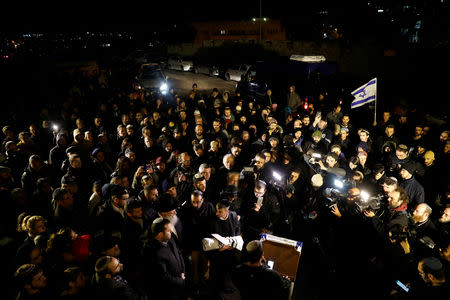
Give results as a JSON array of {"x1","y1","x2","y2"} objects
[
  {"x1": 142, "y1": 238, "x2": 185, "y2": 300},
  {"x1": 231, "y1": 264, "x2": 290, "y2": 300}
]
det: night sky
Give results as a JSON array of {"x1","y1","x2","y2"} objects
[{"x1": 1, "y1": 1, "x2": 364, "y2": 32}]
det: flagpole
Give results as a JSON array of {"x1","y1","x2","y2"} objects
[{"x1": 374, "y1": 78, "x2": 377, "y2": 125}]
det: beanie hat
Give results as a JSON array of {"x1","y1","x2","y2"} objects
[
  {"x1": 312, "y1": 130, "x2": 322, "y2": 139},
  {"x1": 402, "y1": 161, "x2": 416, "y2": 175}
]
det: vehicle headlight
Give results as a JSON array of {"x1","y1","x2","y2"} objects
[{"x1": 160, "y1": 83, "x2": 168, "y2": 94}]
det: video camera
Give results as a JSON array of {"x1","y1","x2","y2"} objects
[
  {"x1": 322, "y1": 178, "x2": 349, "y2": 207},
  {"x1": 355, "y1": 191, "x2": 384, "y2": 213},
  {"x1": 322, "y1": 178, "x2": 385, "y2": 214}
]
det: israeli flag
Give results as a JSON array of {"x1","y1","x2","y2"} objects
[{"x1": 351, "y1": 78, "x2": 377, "y2": 109}]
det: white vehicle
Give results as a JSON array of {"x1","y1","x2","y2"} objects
[
  {"x1": 167, "y1": 56, "x2": 194, "y2": 72},
  {"x1": 224, "y1": 64, "x2": 251, "y2": 81},
  {"x1": 289, "y1": 55, "x2": 326, "y2": 63}
]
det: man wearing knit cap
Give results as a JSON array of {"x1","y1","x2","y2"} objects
[
  {"x1": 399, "y1": 160, "x2": 425, "y2": 211},
  {"x1": 231, "y1": 240, "x2": 290, "y2": 300}
]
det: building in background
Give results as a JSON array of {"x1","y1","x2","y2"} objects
[{"x1": 192, "y1": 19, "x2": 286, "y2": 44}]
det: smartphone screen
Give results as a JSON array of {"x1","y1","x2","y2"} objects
[
  {"x1": 395, "y1": 280, "x2": 409, "y2": 292},
  {"x1": 267, "y1": 260, "x2": 274, "y2": 269}
]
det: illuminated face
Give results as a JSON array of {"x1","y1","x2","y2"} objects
[
  {"x1": 412, "y1": 204, "x2": 428, "y2": 223},
  {"x1": 191, "y1": 194, "x2": 204, "y2": 210},
  {"x1": 313, "y1": 136, "x2": 321, "y2": 143},
  {"x1": 195, "y1": 125, "x2": 203, "y2": 136},
  {"x1": 340, "y1": 129, "x2": 348, "y2": 138},
  {"x1": 293, "y1": 119, "x2": 302, "y2": 128},
  {"x1": 388, "y1": 191, "x2": 402, "y2": 208},
  {"x1": 195, "y1": 180, "x2": 207, "y2": 192},
  {"x1": 148, "y1": 189, "x2": 158, "y2": 202},
  {"x1": 424, "y1": 155, "x2": 434, "y2": 166},
  {"x1": 302, "y1": 117, "x2": 310, "y2": 126},
  {"x1": 342, "y1": 116, "x2": 350, "y2": 125},
  {"x1": 223, "y1": 156, "x2": 234, "y2": 170},
  {"x1": 326, "y1": 156, "x2": 337, "y2": 167},
  {"x1": 201, "y1": 168, "x2": 211, "y2": 181},
  {"x1": 359, "y1": 131, "x2": 368, "y2": 142},
  {"x1": 254, "y1": 187, "x2": 266, "y2": 198},
  {"x1": 395, "y1": 150, "x2": 407, "y2": 160},
  {"x1": 216, "y1": 207, "x2": 229, "y2": 220},
  {"x1": 415, "y1": 127, "x2": 423, "y2": 136},
  {"x1": 439, "y1": 207, "x2": 450, "y2": 223},
  {"x1": 254, "y1": 156, "x2": 265, "y2": 170},
  {"x1": 231, "y1": 146, "x2": 241, "y2": 157},
  {"x1": 213, "y1": 121, "x2": 221, "y2": 131},
  {"x1": 289, "y1": 171, "x2": 300, "y2": 183},
  {"x1": 440, "y1": 131, "x2": 449, "y2": 142},
  {"x1": 399, "y1": 168, "x2": 411, "y2": 179},
  {"x1": 385, "y1": 127, "x2": 394, "y2": 137}
]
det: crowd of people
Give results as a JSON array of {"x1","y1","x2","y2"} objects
[{"x1": 0, "y1": 65, "x2": 449, "y2": 300}]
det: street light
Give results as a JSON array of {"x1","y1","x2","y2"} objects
[{"x1": 251, "y1": 0, "x2": 268, "y2": 43}]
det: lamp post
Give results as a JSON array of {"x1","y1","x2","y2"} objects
[{"x1": 252, "y1": 0, "x2": 268, "y2": 43}]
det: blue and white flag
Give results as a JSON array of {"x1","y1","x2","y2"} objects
[{"x1": 351, "y1": 78, "x2": 377, "y2": 109}]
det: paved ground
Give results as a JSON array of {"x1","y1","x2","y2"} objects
[{"x1": 163, "y1": 69, "x2": 238, "y2": 98}]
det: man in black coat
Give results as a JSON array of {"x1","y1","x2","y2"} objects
[
  {"x1": 179, "y1": 190, "x2": 215, "y2": 290},
  {"x1": 398, "y1": 161, "x2": 425, "y2": 212},
  {"x1": 142, "y1": 218, "x2": 186, "y2": 300},
  {"x1": 91, "y1": 255, "x2": 145, "y2": 300},
  {"x1": 94, "y1": 185, "x2": 130, "y2": 238},
  {"x1": 241, "y1": 180, "x2": 280, "y2": 243},
  {"x1": 231, "y1": 240, "x2": 290, "y2": 300},
  {"x1": 206, "y1": 198, "x2": 241, "y2": 297}
]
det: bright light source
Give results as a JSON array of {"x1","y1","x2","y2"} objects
[
  {"x1": 263, "y1": 18, "x2": 267, "y2": 21},
  {"x1": 360, "y1": 191, "x2": 370, "y2": 201},
  {"x1": 312, "y1": 153, "x2": 322, "y2": 159},
  {"x1": 52, "y1": 124, "x2": 59, "y2": 131},
  {"x1": 252, "y1": 18, "x2": 256, "y2": 21},
  {"x1": 160, "y1": 83, "x2": 168, "y2": 92},
  {"x1": 272, "y1": 171, "x2": 282, "y2": 181},
  {"x1": 334, "y1": 179, "x2": 344, "y2": 189}
]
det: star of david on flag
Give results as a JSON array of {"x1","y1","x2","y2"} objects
[{"x1": 351, "y1": 78, "x2": 377, "y2": 109}]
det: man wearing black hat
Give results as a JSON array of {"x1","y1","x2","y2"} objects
[
  {"x1": 399, "y1": 160, "x2": 425, "y2": 211},
  {"x1": 156, "y1": 193, "x2": 183, "y2": 248},
  {"x1": 231, "y1": 240, "x2": 290, "y2": 300}
]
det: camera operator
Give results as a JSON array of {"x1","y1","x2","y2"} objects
[
  {"x1": 241, "y1": 152, "x2": 270, "y2": 185},
  {"x1": 364, "y1": 187, "x2": 410, "y2": 240},
  {"x1": 241, "y1": 180, "x2": 281, "y2": 243},
  {"x1": 329, "y1": 187, "x2": 362, "y2": 219}
]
